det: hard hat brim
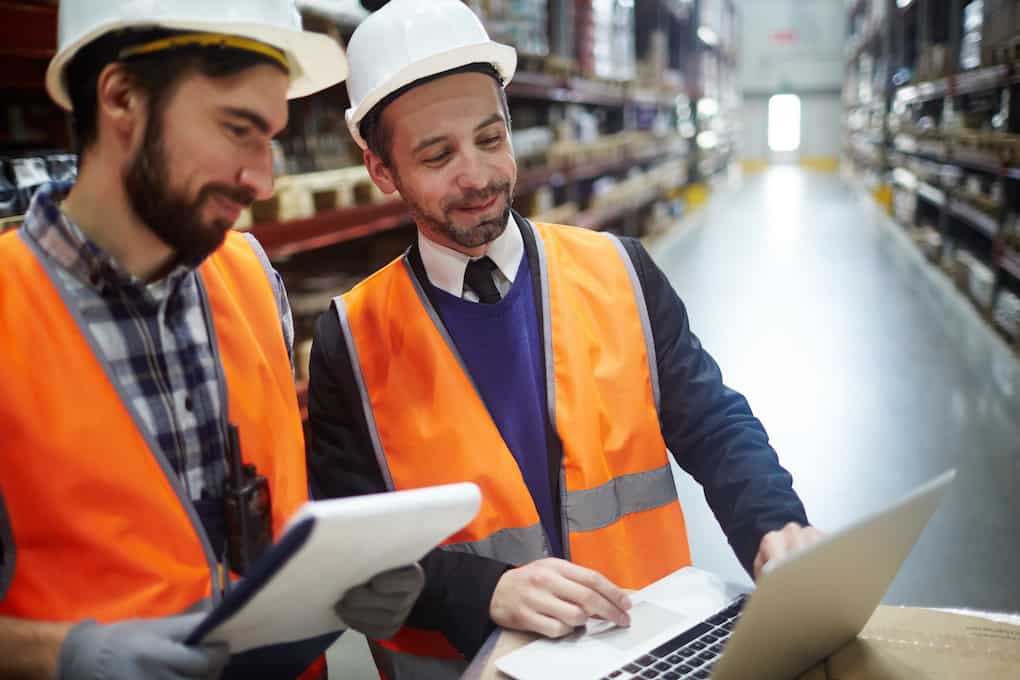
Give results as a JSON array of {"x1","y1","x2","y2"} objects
[
  {"x1": 46, "y1": 19, "x2": 348, "y2": 111},
  {"x1": 345, "y1": 41, "x2": 517, "y2": 151}
]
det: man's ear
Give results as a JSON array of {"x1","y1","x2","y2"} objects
[
  {"x1": 364, "y1": 148, "x2": 398, "y2": 195},
  {"x1": 95, "y1": 62, "x2": 147, "y2": 150}
]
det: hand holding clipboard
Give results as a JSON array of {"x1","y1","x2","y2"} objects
[{"x1": 186, "y1": 483, "x2": 481, "y2": 655}]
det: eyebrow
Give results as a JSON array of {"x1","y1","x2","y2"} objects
[
  {"x1": 412, "y1": 112, "x2": 507, "y2": 154},
  {"x1": 222, "y1": 107, "x2": 273, "y2": 135},
  {"x1": 474, "y1": 113, "x2": 506, "y2": 132}
]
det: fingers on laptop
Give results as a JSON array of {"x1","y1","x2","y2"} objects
[
  {"x1": 490, "y1": 558, "x2": 632, "y2": 638},
  {"x1": 754, "y1": 523, "x2": 825, "y2": 578}
]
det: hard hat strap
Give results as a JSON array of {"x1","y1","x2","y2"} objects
[{"x1": 119, "y1": 32, "x2": 290, "y2": 73}]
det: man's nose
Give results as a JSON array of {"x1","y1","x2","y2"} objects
[{"x1": 237, "y1": 146, "x2": 275, "y2": 201}]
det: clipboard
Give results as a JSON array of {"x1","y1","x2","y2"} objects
[{"x1": 186, "y1": 482, "x2": 482, "y2": 663}]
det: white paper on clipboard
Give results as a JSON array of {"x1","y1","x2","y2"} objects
[{"x1": 188, "y1": 482, "x2": 482, "y2": 653}]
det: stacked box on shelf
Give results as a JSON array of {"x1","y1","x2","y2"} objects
[
  {"x1": 968, "y1": 259, "x2": 997, "y2": 310},
  {"x1": 0, "y1": 160, "x2": 18, "y2": 219},
  {"x1": 892, "y1": 185, "x2": 917, "y2": 226},
  {"x1": 582, "y1": 0, "x2": 634, "y2": 82},
  {"x1": 530, "y1": 202, "x2": 579, "y2": 225},
  {"x1": 1004, "y1": 213, "x2": 1020, "y2": 250},
  {"x1": 957, "y1": 171, "x2": 1003, "y2": 217},
  {"x1": 544, "y1": 131, "x2": 680, "y2": 171},
  {"x1": 917, "y1": 43, "x2": 951, "y2": 82},
  {"x1": 992, "y1": 289, "x2": 1020, "y2": 338},
  {"x1": 239, "y1": 166, "x2": 386, "y2": 229},
  {"x1": 633, "y1": 29, "x2": 684, "y2": 99},
  {"x1": 278, "y1": 92, "x2": 361, "y2": 175},
  {"x1": 479, "y1": 0, "x2": 550, "y2": 58},
  {"x1": 0, "y1": 153, "x2": 78, "y2": 219},
  {"x1": 512, "y1": 126, "x2": 555, "y2": 168},
  {"x1": 522, "y1": 185, "x2": 557, "y2": 218},
  {"x1": 13, "y1": 157, "x2": 52, "y2": 209},
  {"x1": 982, "y1": 0, "x2": 1020, "y2": 64},
  {"x1": 574, "y1": 0, "x2": 595, "y2": 76},
  {"x1": 952, "y1": 249, "x2": 976, "y2": 290},
  {"x1": 960, "y1": 0, "x2": 984, "y2": 70},
  {"x1": 913, "y1": 222, "x2": 943, "y2": 262}
]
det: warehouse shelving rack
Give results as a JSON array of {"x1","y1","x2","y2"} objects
[{"x1": 843, "y1": 0, "x2": 1020, "y2": 349}]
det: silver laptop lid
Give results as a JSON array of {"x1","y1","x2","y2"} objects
[{"x1": 711, "y1": 469, "x2": 956, "y2": 680}]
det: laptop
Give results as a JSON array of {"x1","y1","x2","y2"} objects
[{"x1": 496, "y1": 470, "x2": 956, "y2": 680}]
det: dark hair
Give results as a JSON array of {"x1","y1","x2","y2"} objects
[
  {"x1": 66, "y1": 29, "x2": 288, "y2": 155},
  {"x1": 360, "y1": 62, "x2": 511, "y2": 167}
]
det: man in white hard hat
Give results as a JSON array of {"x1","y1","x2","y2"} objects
[
  {"x1": 306, "y1": 0, "x2": 822, "y2": 677},
  {"x1": 0, "y1": 2, "x2": 422, "y2": 679}
]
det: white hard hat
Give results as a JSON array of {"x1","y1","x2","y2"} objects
[
  {"x1": 344, "y1": 0, "x2": 517, "y2": 150},
  {"x1": 46, "y1": 0, "x2": 348, "y2": 111}
]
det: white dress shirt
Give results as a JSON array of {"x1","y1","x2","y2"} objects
[{"x1": 417, "y1": 215, "x2": 523, "y2": 302}]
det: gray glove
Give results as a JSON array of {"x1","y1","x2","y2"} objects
[
  {"x1": 58, "y1": 613, "x2": 230, "y2": 680},
  {"x1": 335, "y1": 563, "x2": 425, "y2": 640}
]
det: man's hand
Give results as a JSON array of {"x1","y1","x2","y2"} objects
[
  {"x1": 58, "y1": 613, "x2": 230, "y2": 680},
  {"x1": 490, "y1": 558, "x2": 632, "y2": 638},
  {"x1": 335, "y1": 564, "x2": 424, "y2": 640},
  {"x1": 753, "y1": 523, "x2": 824, "y2": 579}
]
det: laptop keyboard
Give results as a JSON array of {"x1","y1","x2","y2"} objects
[{"x1": 596, "y1": 595, "x2": 748, "y2": 680}]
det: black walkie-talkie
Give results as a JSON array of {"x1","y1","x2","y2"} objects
[{"x1": 223, "y1": 424, "x2": 272, "y2": 575}]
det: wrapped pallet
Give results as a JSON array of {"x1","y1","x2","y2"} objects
[
  {"x1": 992, "y1": 289, "x2": 1020, "y2": 338},
  {"x1": 480, "y1": 0, "x2": 549, "y2": 58},
  {"x1": 983, "y1": 0, "x2": 1018, "y2": 63},
  {"x1": 968, "y1": 259, "x2": 996, "y2": 310}
]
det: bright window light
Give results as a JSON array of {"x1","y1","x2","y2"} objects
[
  {"x1": 697, "y1": 26, "x2": 719, "y2": 46},
  {"x1": 768, "y1": 94, "x2": 801, "y2": 152},
  {"x1": 696, "y1": 131, "x2": 719, "y2": 149},
  {"x1": 697, "y1": 98, "x2": 719, "y2": 117}
]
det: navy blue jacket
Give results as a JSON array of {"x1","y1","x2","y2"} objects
[{"x1": 307, "y1": 213, "x2": 808, "y2": 659}]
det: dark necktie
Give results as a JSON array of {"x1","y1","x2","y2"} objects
[{"x1": 463, "y1": 256, "x2": 501, "y2": 304}]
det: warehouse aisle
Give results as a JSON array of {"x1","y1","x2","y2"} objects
[{"x1": 656, "y1": 165, "x2": 1020, "y2": 613}]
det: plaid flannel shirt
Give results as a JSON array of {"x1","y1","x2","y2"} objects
[{"x1": 21, "y1": 183, "x2": 294, "y2": 517}]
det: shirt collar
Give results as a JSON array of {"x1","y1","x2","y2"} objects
[
  {"x1": 417, "y1": 214, "x2": 523, "y2": 297},
  {"x1": 23, "y1": 181, "x2": 192, "y2": 301}
]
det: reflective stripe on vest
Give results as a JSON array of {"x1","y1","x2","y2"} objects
[
  {"x1": 338, "y1": 220, "x2": 691, "y2": 678},
  {"x1": 0, "y1": 230, "x2": 307, "y2": 622}
]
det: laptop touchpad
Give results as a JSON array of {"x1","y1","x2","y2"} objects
[{"x1": 589, "y1": 601, "x2": 681, "y2": 652}]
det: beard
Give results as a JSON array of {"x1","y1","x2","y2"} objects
[
  {"x1": 123, "y1": 114, "x2": 255, "y2": 269},
  {"x1": 398, "y1": 176, "x2": 514, "y2": 250}
]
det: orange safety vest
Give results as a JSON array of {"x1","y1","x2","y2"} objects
[
  {"x1": 0, "y1": 230, "x2": 318, "y2": 676},
  {"x1": 338, "y1": 221, "x2": 692, "y2": 678}
]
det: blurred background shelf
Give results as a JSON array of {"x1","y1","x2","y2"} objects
[
  {"x1": 250, "y1": 200, "x2": 410, "y2": 260},
  {"x1": 1, "y1": 0, "x2": 740, "y2": 415},
  {"x1": 574, "y1": 190, "x2": 665, "y2": 230},
  {"x1": 846, "y1": 0, "x2": 1020, "y2": 350}
]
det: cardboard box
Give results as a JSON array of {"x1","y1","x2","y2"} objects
[
  {"x1": 465, "y1": 606, "x2": 1020, "y2": 680},
  {"x1": 827, "y1": 606, "x2": 1020, "y2": 679},
  {"x1": 983, "y1": 0, "x2": 1018, "y2": 56}
]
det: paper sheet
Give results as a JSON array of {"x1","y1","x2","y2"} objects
[{"x1": 195, "y1": 483, "x2": 481, "y2": 653}]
